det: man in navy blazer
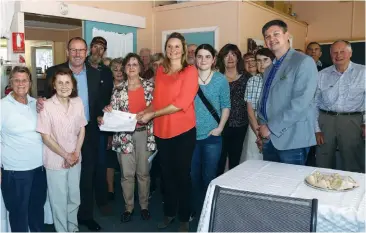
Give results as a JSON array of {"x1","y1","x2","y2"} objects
[{"x1": 257, "y1": 20, "x2": 318, "y2": 165}]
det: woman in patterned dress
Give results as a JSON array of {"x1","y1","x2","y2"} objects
[{"x1": 99, "y1": 53, "x2": 156, "y2": 223}]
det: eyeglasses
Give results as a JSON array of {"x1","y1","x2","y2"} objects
[
  {"x1": 69, "y1": 48, "x2": 87, "y2": 54},
  {"x1": 245, "y1": 59, "x2": 256, "y2": 64},
  {"x1": 126, "y1": 63, "x2": 139, "y2": 69},
  {"x1": 12, "y1": 79, "x2": 30, "y2": 84}
]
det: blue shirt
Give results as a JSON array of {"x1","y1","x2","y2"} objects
[
  {"x1": 0, "y1": 93, "x2": 43, "y2": 171},
  {"x1": 260, "y1": 50, "x2": 289, "y2": 120},
  {"x1": 70, "y1": 64, "x2": 90, "y2": 121},
  {"x1": 194, "y1": 72, "x2": 231, "y2": 140}
]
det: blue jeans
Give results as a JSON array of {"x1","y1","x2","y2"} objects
[
  {"x1": 262, "y1": 139, "x2": 309, "y2": 165},
  {"x1": 191, "y1": 135, "x2": 222, "y2": 212},
  {"x1": 1, "y1": 166, "x2": 47, "y2": 232}
]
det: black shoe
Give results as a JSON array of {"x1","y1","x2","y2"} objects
[
  {"x1": 141, "y1": 209, "x2": 151, "y2": 220},
  {"x1": 78, "y1": 219, "x2": 101, "y2": 231},
  {"x1": 121, "y1": 210, "x2": 133, "y2": 222},
  {"x1": 108, "y1": 192, "x2": 115, "y2": 201}
]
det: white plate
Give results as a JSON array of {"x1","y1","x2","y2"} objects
[{"x1": 304, "y1": 171, "x2": 359, "y2": 192}]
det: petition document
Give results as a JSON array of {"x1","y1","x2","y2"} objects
[{"x1": 99, "y1": 110, "x2": 137, "y2": 132}]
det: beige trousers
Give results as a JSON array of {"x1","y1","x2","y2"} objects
[
  {"x1": 118, "y1": 130, "x2": 150, "y2": 212},
  {"x1": 46, "y1": 163, "x2": 81, "y2": 232}
]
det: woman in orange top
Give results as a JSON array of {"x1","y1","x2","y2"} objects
[
  {"x1": 138, "y1": 32, "x2": 198, "y2": 232},
  {"x1": 98, "y1": 53, "x2": 156, "y2": 223}
]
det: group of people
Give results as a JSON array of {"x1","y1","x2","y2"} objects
[{"x1": 1, "y1": 18, "x2": 364, "y2": 233}]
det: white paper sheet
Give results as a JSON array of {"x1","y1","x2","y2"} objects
[{"x1": 99, "y1": 110, "x2": 137, "y2": 132}]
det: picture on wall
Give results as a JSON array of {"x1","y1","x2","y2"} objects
[{"x1": 247, "y1": 38, "x2": 265, "y2": 54}]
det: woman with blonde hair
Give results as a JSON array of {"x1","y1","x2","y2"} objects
[{"x1": 137, "y1": 32, "x2": 198, "y2": 232}]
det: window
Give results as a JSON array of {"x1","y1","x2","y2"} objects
[{"x1": 35, "y1": 47, "x2": 53, "y2": 73}]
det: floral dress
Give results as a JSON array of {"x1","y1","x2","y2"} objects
[{"x1": 110, "y1": 78, "x2": 156, "y2": 154}]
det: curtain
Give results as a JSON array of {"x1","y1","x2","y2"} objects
[{"x1": 92, "y1": 27, "x2": 133, "y2": 58}]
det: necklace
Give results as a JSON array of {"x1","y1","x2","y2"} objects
[{"x1": 199, "y1": 70, "x2": 212, "y2": 84}]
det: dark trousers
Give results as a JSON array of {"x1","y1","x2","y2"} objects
[
  {"x1": 155, "y1": 127, "x2": 196, "y2": 222},
  {"x1": 217, "y1": 125, "x2": 248, "y2": 176},
  {"x1": 316, "y1": 113, "x2": 365, "y2": 173},
  {"x1": 306, "y1": 146, "x2": 317, "y2": 166},
  {"x1": 78, "y1": 125, "x2": 99, "y2": 220},
  {"x1": 95, "y1": 133, "x2": 108, "y2": 207},
  {"x1": 150, "y1": 151, "x2": 164, "y2": 196},
  {"x1": 1, "y1": 166, "x2": 47, "y2": 232}
]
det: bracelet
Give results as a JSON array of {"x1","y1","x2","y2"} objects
[{"x1": 153, "y1": 111, "x2": 156, "y2": 118}]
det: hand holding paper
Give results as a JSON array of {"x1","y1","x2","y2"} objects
[{"x1": 99, "y1": 110, "x2": 137, "y2": 132}]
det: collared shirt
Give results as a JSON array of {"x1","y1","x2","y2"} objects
[
  {"x1": 0, "y1": 93, "x2": 43, "y2": 171},
  {"x1": 244, "y1": 73, "x2": 263, "y2": 111},
  {"x1": 36, "y1": 95, "x2": 87, "y2": 170},
  {"x1": 260, "y1": 50, "x2": 289, "y2": 121},
  {"x1": 315, "y1": 62, "x2": 365, "y2": 132},
  {"x1": 316, "y1": 60, "x2": 323, "y2": 67},
  {"x1": 70, "y1": 63, "x2": 90, "y2": 121}
]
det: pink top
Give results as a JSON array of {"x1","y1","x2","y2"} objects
[{"x1": 36, "y1": 95, "x2": 87, "y2": 170}]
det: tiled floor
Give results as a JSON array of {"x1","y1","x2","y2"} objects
[{"x1": 45, "y1": 177, "x2": 200, "y2": 232}]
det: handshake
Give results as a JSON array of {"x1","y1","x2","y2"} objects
[
  {"x1": 136, "y1": 111, "x2": 155, "y2": 124},
  {"x1": 63, "y1": 151, "x2": 80, "y2": 169}
]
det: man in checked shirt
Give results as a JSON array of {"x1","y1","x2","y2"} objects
[{"x1": 315, "y1": 40, "x2": 365, "y2": 173}]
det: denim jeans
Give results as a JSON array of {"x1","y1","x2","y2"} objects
[
  {"x1": 1, "y1": 166, "x2": 47, "y2": 232},
  {"x1": 262, "y1": 139, "x2": 309, "y2": 165},
  {"x1": 191, "y1": 135, "x2": 222, "y2": 212}
]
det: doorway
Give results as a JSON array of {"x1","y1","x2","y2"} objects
[{"x1": 24, "y1": 13, "x2": 82, "y2": 96}]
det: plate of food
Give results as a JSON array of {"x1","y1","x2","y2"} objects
[{"x1": 305, "y1": 171, "x2": 359, "y2": 192}]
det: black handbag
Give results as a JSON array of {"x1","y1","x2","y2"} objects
[{"x1": 197, "y1": 87, "x2": 227, "y2": 135}]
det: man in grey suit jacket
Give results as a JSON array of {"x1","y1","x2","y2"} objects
[{"x1": 257, "y1": 20, "x2": 318, "y2": 165}]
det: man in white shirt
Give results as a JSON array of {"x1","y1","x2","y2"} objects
[{"x1": 315, "y1": 40, "x2": 365, "y2": 173}]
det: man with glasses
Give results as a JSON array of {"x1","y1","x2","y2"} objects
[{"x1": 39, "y1": 37, "x2": 104, "y2": 231}]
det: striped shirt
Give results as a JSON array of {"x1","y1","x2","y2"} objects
[
  {"x1": 244, "y1": 73, "x2": 263, "y2": 111},
  {"x1": 315, "y1": 62, "x2": 365, "y2": 132},
  {"x1": 36, "y1": 95, "x2": 88, "y2": 170}
]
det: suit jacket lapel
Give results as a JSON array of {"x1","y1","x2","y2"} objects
[{"x1": 270, "y1": 49, "x2": 294, "y2": 88}]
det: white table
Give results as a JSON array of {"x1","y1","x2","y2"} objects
[{"x1": 198, "y1": 160, "x2": 366, "y2": 232}]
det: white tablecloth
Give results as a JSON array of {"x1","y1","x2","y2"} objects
[{"x1": 198, "y1": 160, "x2": 366, "y2": 232}]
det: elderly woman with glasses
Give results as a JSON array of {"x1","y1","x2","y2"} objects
[
  {"x1": 98, "y1": 53, "x2": 156, "y2": 223},
  {"x1": 241, "y1": 48, "x2": 275, "y2": 162},
  {"x1": 1, "y1": 66, "x2": 47, "y2": 232}
]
